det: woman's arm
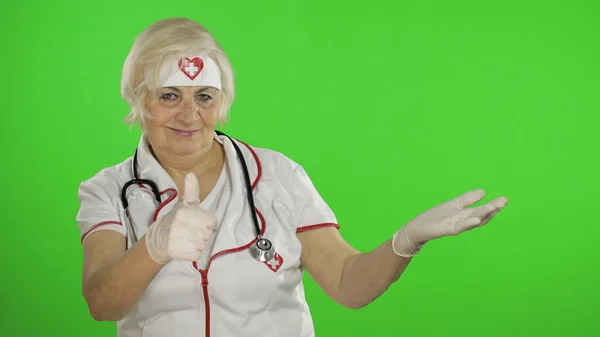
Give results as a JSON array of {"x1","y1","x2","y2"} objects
[
  {"x1": 82, "y1": 231, "x2": 164, "y2": 321},
  {"x1": 298, "y1": 227, "x2": 411, "y2": 309},
  {"x1": 298, "y1": 190, "x2": 508, "y2": 309}
]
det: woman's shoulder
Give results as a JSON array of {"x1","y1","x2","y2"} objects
[
  {"x1": 242, "y1": 143, "x2": 301, "y2": 176},
  {"x1": 77, "y1": 157, "x2": 133, "y2": 196}
]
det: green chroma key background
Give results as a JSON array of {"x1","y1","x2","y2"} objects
[{"x1": 1, "y1": 0, "x2": 598, "y2": 336}]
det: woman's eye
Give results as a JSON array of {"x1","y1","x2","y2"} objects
[
  {"x1": 161, "y1": 93, "x2": 178, "y2": 100},
  {"x1": 198, "y1": 94, "x2": 212, "y2": 101}
]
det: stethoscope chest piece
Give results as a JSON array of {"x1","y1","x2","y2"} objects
[{"x1": 249, "y1": 237, "x2": 275, "y2": 262}]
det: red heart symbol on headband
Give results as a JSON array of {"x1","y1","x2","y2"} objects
[{"x1": 178, "y1": 57, "x2": 204, "y2": 80}]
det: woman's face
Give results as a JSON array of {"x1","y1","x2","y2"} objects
[{"x1": 143, "y1": 86, "x2": 221, "y2": 158}]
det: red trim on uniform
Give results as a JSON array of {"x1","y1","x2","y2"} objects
[
  {"x1": 236, "y1": 139, "x2": 262, "y2": 189},
  {"x1": 152, "y1": 188, "x2": 178, "y2": 222},
  {"x1": 208, "y1": 209, "x2": 267, "y2": 264},
  {"x1": 81, "y1": 188, "x2": 176, "y2": 244},
  {"x1": 193, "y1": 139, "x2": 264, "y2": 337},
  {"x1": 80, "y1": 221, "x2": 122, "y2": 243},
  {"x1": 296, "y1": 222, "x2": 340, "y2": 233}
]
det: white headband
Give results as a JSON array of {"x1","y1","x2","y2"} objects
[{"x1": 157, "y1": 55, "x2": 222, "y2": 90}]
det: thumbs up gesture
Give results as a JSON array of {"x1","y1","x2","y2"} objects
[{"x1": 145, "y1": 173, "x2": 218, "y2": 264}]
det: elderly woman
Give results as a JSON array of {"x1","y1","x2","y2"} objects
[{"x1": 76, "y1": 17, "x2": 508, "y2": 337}]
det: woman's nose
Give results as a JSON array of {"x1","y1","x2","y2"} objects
[{"x1": 178, "y1": 99, "x2": 200, "y2": 121}]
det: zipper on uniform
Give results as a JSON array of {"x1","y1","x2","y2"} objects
[{"x1": 199, "y1": 269, "x2": 211, "y2": 337}]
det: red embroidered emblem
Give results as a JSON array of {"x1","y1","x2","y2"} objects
[
  {"x1": 178, "y1": 57, "x2": 204, "y2": 80},
  {"x1": 264, "y1": 253, "x2": 284, "y2": 272}
]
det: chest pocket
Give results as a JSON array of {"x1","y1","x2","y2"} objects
[
  {"x1": 204, "y1": 227, "x2": 306, "y2": 337},
  {"x1": 206, "y1": 220, "x2": 304, "y2": 313},
  {"x1": 207, "y1": 251, "x2": 278, "y2": 310}
]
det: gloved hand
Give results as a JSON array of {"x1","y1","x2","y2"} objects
[
  {"x1": 392, "y1": 189, "x2": 508, "y2": 257},
  {"x1": 144, "y1": 173, "x2": 217, "y2": 264}
]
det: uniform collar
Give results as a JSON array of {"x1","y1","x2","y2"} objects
[{"x1": 134, "y1": 131, "x2": 260, "y2": 200}]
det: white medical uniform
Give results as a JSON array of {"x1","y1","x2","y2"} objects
[{"x1": 75, "y1": 132, "x2": 340, "y2": 337}]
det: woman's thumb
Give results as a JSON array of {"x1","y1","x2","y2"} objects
[{"x1": 183, "y1": 173, "x2": 201, "y2": 204}]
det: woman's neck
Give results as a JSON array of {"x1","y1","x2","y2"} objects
[{"x1": 151, "y1": 139, "x2": 226, "y2": 195}]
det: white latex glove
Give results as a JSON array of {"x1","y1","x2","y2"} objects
[
  {"x1": 392, "y1": 189, "x2": 508, "y2": 257},
  {"x1": 144, "y1": 173, "x2": 217, "y2": 264}
]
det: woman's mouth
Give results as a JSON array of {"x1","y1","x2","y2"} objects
[{"x1": 169, "y1": 128, "x2": 200, "y2": 138}]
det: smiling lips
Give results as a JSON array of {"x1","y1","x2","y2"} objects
[{"x1": 169, "y1": 127, "x2": 200, "y2": 138}]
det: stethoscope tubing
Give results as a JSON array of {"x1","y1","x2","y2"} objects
[{"x1": 119, "y1": 131, "x2": 274, "y2": 262}]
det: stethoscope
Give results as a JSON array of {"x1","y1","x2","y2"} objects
[{"x1": 119, "y1": 130, "x2": 276, "y2": 263}]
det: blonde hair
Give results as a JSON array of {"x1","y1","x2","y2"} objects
[{"x1": 120, "y1": 18, "x2": 235, "y2": 128}]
